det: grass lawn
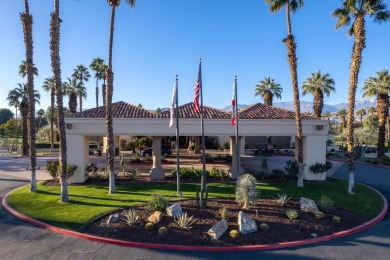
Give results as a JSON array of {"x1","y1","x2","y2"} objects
[{"x1": 6, "y1": 178, "x2": 383, "y2": 231}]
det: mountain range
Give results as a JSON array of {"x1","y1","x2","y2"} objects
[{"x1": 221, "y1": 98, "x2": 377, "y2": 114}]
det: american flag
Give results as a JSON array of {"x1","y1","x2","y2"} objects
[
  {"x1": 231, "y1": 77, "x2": 237, "y2": 126},
  {"x1": 193, "y1": 61, "x2": 201, "y2": 113}
]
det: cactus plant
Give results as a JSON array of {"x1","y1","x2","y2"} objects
[
  {"x1": 332, "y1": 216, "x2": 341, "y2": 224},
  {"x1": 196, "y1": 185, "x2": 208, "y2": 209},
  {"x1": 235, "y1": 174, "x2": 258, "y2": 209},
  {"x1": 158, "y1": 226, "x2": 168, "y2": 235},
  {"x1": 260, "y1": 223, "x2": 269, "y2": 232},
  {"x1": 286, "y1": 209, "x2": 299, "y2": 220},
  {"x1": 145, "y1": 222, "x2": 154, "y2": 230},
  {"x1": 229, "y1": 230, "x2": 239, "y2": 239}
]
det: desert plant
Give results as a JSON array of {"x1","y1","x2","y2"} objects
[
  {"x1": 286, "y1": 209, "x2": 299, "y2": 220},
  {"x1": 174, "y1": 212, "x2": 196, "y2": 230},
  {"x1": 317, "y1": 194, "x2": 335, "y2": 213},
  {"x1": 217, "y1": 207, "x2": 232, "y2": 221},
  {"x1": 120, "y1": 209, "x2": 140, "y2": 226},
  {"x1": 158, "y1": 226, "x2": 168, "y2": 235},
  {"x1": 229, "y1": 230, "x2": 239, "y2": 238},
  {"x1": 143, "y1": 153, "x2": 152, "y2": 162},
  {"x1": 284, "y1": 159, "x2": 299, "y2": 180},
  {"x1": 145, "y1": 222, "x2": 154, "y2": 230},
  {"x1": 119, "y1": 154, "x2": 126, "y2": 174},
  {"x1": 314, "y1": 211, "x2": 325, "y2": 219},
  {"x1": 129, "y1": 153, "x2": 140, "y2": 163},
  {"x1": 125, "y1": 169, "x2": 138, "y2": 180},
  {"x1": 276, "y1": 193, "x2": 291, "y2": 206},
  {"x1": 272, "y1": 169, "x2": 285, "y2": 179},
  {"x1": 260, "y1": 223, "x2": 269, "y2": 232},
  {"x1": 147, "y1": 194, "x2": 168, "y2": 212},
  {"x1": 235, "y1": 173, "x2": 258, "y2": 209},
  {"x1": 332, "y1": 216, "x2": 341, "y2": 224}
]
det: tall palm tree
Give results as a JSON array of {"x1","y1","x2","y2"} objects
[
  {"x1": 101, "y1": 64, "x2": 108, "y2": 106},
  {"x1": 50, "y1": 0, "x2": 69, "y2": 202},
  {"x1": 321, "y1": 111, "x2": 332, "y2": 120},
  {"x1": 62, "y1": 78, "x2": 79, "y2": 114},
  {"x1": 42, "y1": 77, "x2": 56, "y2": 152},
  {"x1": 105, "y1": 0, "x2": 136, "y2": 194},
  {"x1": 6, "y1": 88, "x2": 21, "y2": 151},
  {"x1": 90, "y1": 57, "x2": 105, "y2": 108},
  {"x1": 37, "y1": 108, "x2": 45, "y2": 129},
  {"x1": 254, "y1": 76, "x2": 283, "y2": 106},
  {"x1": 302, "y1": 71, "x2": 336, "y2": 118},
  {"x1": 336, "y1": 109, "x2": 347, "y2": 129},
  {"x1": 72, "y1": 65, "x2": 90, "y2": 112},
  {"x1": 333, "y1": 0, "x2": 389, "y2": 194},
  {"x1": 368, "y1": 106, "x2": 376, "y2": 116},
  {"x1": 361, "y1": 69, "x2": 390, "y2": 164},
  {"x1": 356, "y1": 108, "x2": 367, "y2": 127},
  {"x1": 265, "y1": 0, "x2": 304, "y2": 187}
]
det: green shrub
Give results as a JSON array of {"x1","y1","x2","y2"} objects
[
  {"x1": 235, "y1": 174, "x2": 258, "y2": 209},
  {"x1": 125, "y1": 169, "x2": 138, "y2": 180},
  {"x1": 147, "y1": 194, "x2": 168, "y2": 212},
  {"x1": 272, "y1": 169, "x2": 285, "y2": 179},
  {"x1": 129, "y1": 154, "x2": 140, "y2": 163},
  {"x1": 384, "y1": 156, "x2": 390, "y2": 166},
  {"x1": 285, "y1": 159, "x2": 299, "y2": 179},
  {"x1": 224, "y1": 142, "x2": 230, "y2": 149},
  {"x1": 46, "y1": 160, "x2": 59, "y2": 179},
  {"x1": 286, "y1": 209, "x2": 299, "y2": 220},
  {"x1": 317, "y1": 194, "x2": 335, "y2": 213},
  {"x1": 204, "y1": 153, "x2": 213, "y2": 162},
  {"x1": 210, "y1": 167, "x2": 224, "y2": 179},
  {"x1": 171, "y1": 167, "x2": 209, "y2": 180},
  {"x1": 143, "y1": 154, "x2": 152, "y2": 162}
]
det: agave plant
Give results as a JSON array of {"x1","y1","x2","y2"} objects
[
  {"x1": 120, "y1": 209, "x2": 140, "y2": 226},
  {"x1": 276, "y1": 193, "x2": 291, "y2": 206},
  {"x1": 174, "y1": 212, "x2": 196, "y2": 230}
]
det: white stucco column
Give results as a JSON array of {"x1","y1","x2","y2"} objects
[
  {"x1": 229, "y1": 136, "x2": 243, "y2": 180},
  {"x1": 303, "y1": 135, "x2": 327, "y2": 180},
  {"x1": 194, "y1": 136, "x2": 200, "y2": 154},
  {"x1": 67, "y1": 135, "x2": 89, "y2": 183},
  {"x1": 149, "y1": 136, "x2": 165, "y2": 180},
  {"x1": 230, "y1": 136, "x2": 245, "y2": 155}
]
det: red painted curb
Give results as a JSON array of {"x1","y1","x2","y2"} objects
[{"x1": 2, "y1": 185, "x2": 388, "y2": 252}]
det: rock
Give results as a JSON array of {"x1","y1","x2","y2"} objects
[
  {"x1": 148, "y1": 211, "x2": 162, "y2": 224},
  {"x1": 311, "y1": 233, "x2": 318, "y2": 237},
  {"x1": 107, "y1": 213, "x2": 120, "y2": 224},
  {"x1": 300, "y1": 197, "x2": 319, "y2": 213},
  {"x1": 207, "y1": 220, "x2": 228, "y2": 240},
  {"x1": 238, "y1": 211, "x2": 258, "y2": 235},
  {"x1": 166, "y1": 204, "x2": 182, "y2": 217}
]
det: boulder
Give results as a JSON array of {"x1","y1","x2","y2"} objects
[
  {"x1": 148, "y1": 211, "x2": 162, "y2": 224},
  {"x1": 207, "y1": 220, "x2": 228, "y2": 240},
  {"x1": 238, "y1": 211, "x2": 258, "y2": 235},
  {"x1": 107, "y1": 213, "x2": 120, "y2": 224},
  {"x1": 166, "y1": 204, "x2": 182, "y2": 217},
  {"x1": 299, "y1": 197, "x2": 319, "y2": 213}
]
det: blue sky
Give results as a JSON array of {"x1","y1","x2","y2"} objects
[{"x1": 1, "y1": 0, "x2": 390, "y2": 112}]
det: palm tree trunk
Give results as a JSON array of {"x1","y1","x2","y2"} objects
[
  {"x1": 96, "y1": 78, "x2": 99, "y2": 108},
  {"x1": 14, "y1": 106, "x2": 18, "y2": 152},
  {"x1": 377, "y1": 94, "x2": 389, "y2": 164},
  {"x1": 102, "y1": 80, "x2": 106, "y2": 107},
  {"x1": 346, "y1": 15, "x2": 366, "y2": 194},
  {"x1": 285, "y1": 1, "x2": 292, "y2": 36},
  {"x1": 106, "y1": 6, "x2": 116, "y2": 194},
  {"x1": 313, "y1": 89, "x2": 324, "y2": 118},
  {"x1": 79, "y1": 79, "x2": 83, "y2": 112},
  {"x1": 50, "y1": 89, "x2": 54, "y2": 152},
  {"x1": 21, "y1": 0, "x2": 37, "y2": 191},
  {"x1": 21, "y1": 104, "x2": 28, "y2": 156},
  {"x1": 387, "y1": 115, "x2": 390, "y2": 151},
  {"x1": 51, "y1": 0, "x2": 69, "y2": 202}
]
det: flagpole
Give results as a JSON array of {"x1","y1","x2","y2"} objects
[
  {"x1": 175, "y1": 75, "x2": 181, "y2": 196},
  {"x1": 199, "y1": 59, "x2": 206, "y2": 191},
  {"x1": 234, "y1": 75, "x2": 240, "y2": 179}
]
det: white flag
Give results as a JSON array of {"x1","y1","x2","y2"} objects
[{"x1": 169, "y1": 78, "x2": 178, "y2": 127}]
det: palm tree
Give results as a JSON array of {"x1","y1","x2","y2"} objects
[
  {"x1": 322, "y1": 111, "x2": 332, "y2": 120},
  {"x1": 90, "y1": 57, "x2": 106, "y2": 108},
  {"x1": 37, "y1": 108, "x2": 45, "y2": 129},
  {"x1": 361, "y1": 69, "x2": 390, "y2": 164},
  {"x1": 50, "y1": 0, "x2": 69, "y2": 202},
  {"x1": 356, "y1": 108, "x2": 367, "y2": 127},
  {"x1": 105, "y1": 0, "x2": 136, "y2": 194},
  {"x1": 62, "y1": 78, "x2": 79, "y2": 114},
  {"x1": 18, "y1": 60, "x2": 38, "y2": 78},
  {"x1": 333, "y1": 0, "x2": 389, "y2": 194},
  {"x1": 101, "y1": 64, "x2": 108, "y2": 106},
  {"x1": 302, "y1": 71, "x2": 335, "y2": 118},
  {"x1": 254, "y1": 76, "x2": 283, "y2": 106},
  {"x1": 336, "y1": 109, "x2": 347, "y2": 129},
  {"x1": 42, "y1": 77, "x2": 56, "y2": 152},
  {"x1": 265, "y1": 0, "x2": 304, "y2": 187},
  {"x1": 6, "y1": 88, "x2": 21, "y2": 151},
  {"x1": 72, "y1": 65, "x2": 90, "y2": 112}
]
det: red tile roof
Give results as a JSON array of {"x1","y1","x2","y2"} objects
[
  {"x1": 237, "y1": 103, "x2": 316, "y2": 120},
  {"x1": 159, "y1": 102, "x2": 230, "y2": 119}
]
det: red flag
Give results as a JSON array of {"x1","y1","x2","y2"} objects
[
  {"x1": 194, "y1": 62, "x2": 201, "y2": 113},
  {"x1": 231, "y1": 77, "x2": 237, "y2": 126}
]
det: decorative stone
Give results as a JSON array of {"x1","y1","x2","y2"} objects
[
  {"x1": 311, "y1": 233, "x2": 318, "y2": 237},
  {"x1": 207, "y1": 220, "x2": 228, "y2": 240},
  {"x1": 238, "y1": 211, "x2": 258, "y2": 235},
  {"x1": 166, "y1": 204, "x2": 182, "y2": 217},
  {"x1": 107, "y1": 213, "x2": 120, "y2": 224},
  {"x1": 300, "y1": 197, "x2": 319, "y2": 213},
  {"x1": 148, "y1": 211, "x2": 162, "y2": 224}
]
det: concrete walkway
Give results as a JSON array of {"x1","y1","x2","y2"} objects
[{"x1": 0, "y1": 156, "x2": 389, "y2": 259}]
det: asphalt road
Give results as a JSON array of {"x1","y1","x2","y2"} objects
[{"x1": 0, "y1": 157, "x2": 389, "y2": 259}]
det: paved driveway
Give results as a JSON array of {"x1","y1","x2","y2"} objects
[{"x1": 0, "y1": 156, "x2": 389, "y2": 259}]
